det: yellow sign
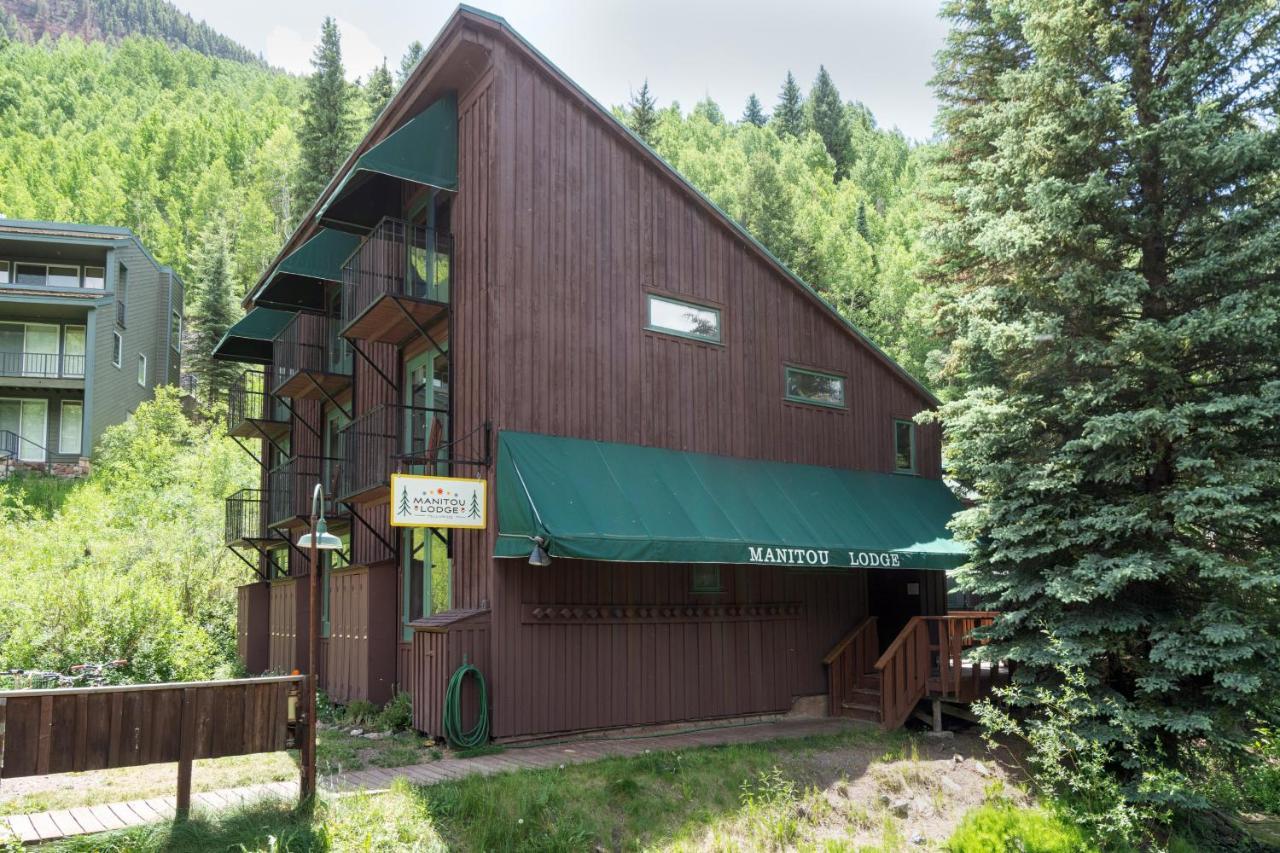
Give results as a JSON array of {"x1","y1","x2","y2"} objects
[{"x1": 390, "y1": 473, "x2": 487, "y2": 529}]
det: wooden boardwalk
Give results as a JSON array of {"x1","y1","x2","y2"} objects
[{"x1": 2, "y1": 717, "x2": 854, "y2": 845}]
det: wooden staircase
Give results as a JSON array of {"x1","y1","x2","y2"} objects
[{"x1": 823, "y1": 612, "x2": 1005, "y2": 731}]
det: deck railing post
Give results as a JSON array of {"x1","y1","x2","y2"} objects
[{"x1": 176, "y1": 687, "x2": 195, "y2": 819}]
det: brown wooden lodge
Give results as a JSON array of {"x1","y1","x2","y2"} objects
[{"x1": 213, "y1": 6, "x2": 1001, "y2": 742}]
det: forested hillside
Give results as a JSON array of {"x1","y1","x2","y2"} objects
[{"x1": 0, "y1": 0, "x2": 262, "y2": 63}]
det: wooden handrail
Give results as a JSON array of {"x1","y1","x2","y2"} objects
[
  {"x1": 823, "y1": 616, "x2": 877, "y2": 665},
  {"x1": 873, "y1": 615, "x2": 925, "y2": 671}
]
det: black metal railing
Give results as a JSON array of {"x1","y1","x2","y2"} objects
[
  {"x1": 0, "y1": 351, "x2": 85, "y2": 378},
  {"x1": 272, "y1": 312, "x2": 350, "y2": 385},
  {"x1": 227, "y1": 369, "x2": 287, "y2": 432},
  {"x1": 0, "y1": 428, "x2": 47, "y2": 463},
  {"x1": 340, "y1": 217, "x2": 452, "y2": 329},
  {"x1": 225, "y1": 488, "x2": 272, "y2": 544},
  {"x1": 268, "y1": 454, "x2": 344, "y2": 525},
  {"x1": 338, "y1": 403, "x2": 449, "y2": 499}
]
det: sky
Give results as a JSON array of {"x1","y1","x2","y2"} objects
[{"x1": 171, "y1": 0, "x2": 949, "y2": 142}]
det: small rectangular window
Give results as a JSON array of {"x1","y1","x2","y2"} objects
[
  {"x1": 785, "y1": 366, "x2": 846, "y2": 408},
  {"x1": 15, "y1": 264, "x2": 45, "y2": 286},
  {"x1": 171, "y1": 309, "x2": 182, "y2": 352},
  {"x1": 83, "y1": 266, "x2": 105, "y2": 290},
  {"x1": 646, "y1": 294, "x2": 721, "y2": 343},
  {"x1": 894, "y1": 419, "x2": 916, "y2": 473},
  {"x1": 137, "y1": 353, "x2": 147, "y2": 387},
  {"x1": 691, "y1": 565, "x2": 723, "y2": 594},
  {"x1": 0, "y1": 261, "x2": 9, "y2": 284},
  {"x1": 112, "y1": 331, "x2": 123, "y2": 368},
  {"x1": 47, "y1": 265, "x2": 79, "y2": 288},
  {"x1": 59, "y1": 401, "x2": 83, "y2": 455}
]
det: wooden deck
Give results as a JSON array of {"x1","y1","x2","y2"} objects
[{"x1": 1, "y1": 717, "x2": 855, "y2": 845}]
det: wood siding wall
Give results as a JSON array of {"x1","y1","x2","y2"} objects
[
  {"x1": 409, "y1": 615, "x2": 491, "y2": 737},
  {"x1": 321, "y1": 564, "x2": 398, "y2": 705},
  {"x1": 438, "y1": 39, "x2": 942, "y2": 738},
  {"x1": 236, "y1": 582, "x2": 270, "y2": 674},
  {"x1": 267, "y1": 578, "x2": 308, "y2": 674}
]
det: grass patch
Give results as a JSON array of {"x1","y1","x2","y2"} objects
[{"x1": 946, "y1": 799, "x2": 1095, "y2": 853}]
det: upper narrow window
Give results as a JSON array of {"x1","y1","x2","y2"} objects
[
  {"x1": 112, "y1": 331, "x2": 123, "y2": 368},
  {"x1": 47, "y1": 265, "x2": 79, "y2": 288},
  {"x1": 171, "y1": 309, "x2": 182, "y2": 352},
  {"x1": 137, "y1": 353, "x2": 147, "y2": 387},
  {"x1": 646, "y1": 294, "x2": 721, "y2": 343},
  {"x1": 894, "y1": 419, "x2": 916, "y2": 473},
  {"x1": 785, "y1": 366, "x2": 846, "y2": 408},
  {"x1": 0, "y1": 261, "x2": 9, "y2": 284},
  {"x1": 83, "y1": 266, "x2": 105, "y2": 290}
]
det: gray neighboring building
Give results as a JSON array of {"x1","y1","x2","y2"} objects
[{"x1": 0, "y1": 219, "x2": 183, "y2": 475}]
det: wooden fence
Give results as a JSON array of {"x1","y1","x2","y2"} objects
[{"x1": 0, "y1": 675, "x2": 308, "y2": 815}]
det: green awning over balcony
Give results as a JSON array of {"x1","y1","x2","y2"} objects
[
  {"x1": 494, "y1": 431, "x2": 967, "y2": 571},
  {"x1": 318, "y1": 94, "x2": 459, "y2": 232},
  {"x1": 253, "y1": 228, "x2": 361, "y2": 312},
  {"x1": 211, "y1": 308, "x2": 294, "y2": 364}
]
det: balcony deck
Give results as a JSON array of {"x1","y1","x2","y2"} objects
[
  {"x1": 270, "y1": 314, "x2": 351, "y2": 402},
  {"x1": 340, "y1": 217, "x2": 451, "y2": 346},
  {"x1": 338, "y1": 403, "x2": 447, "y2": 505},
  {"x1": 227, "y1": 369, "x2": 289, "y2": 441}
]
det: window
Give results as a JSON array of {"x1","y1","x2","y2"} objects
[
  {"x1": 83, "y1": 266, "x2": 105, "y2": 290},
  {"x1": 322, "y1": 406, "x2": 348, "y2": 493},
  {"x1": 15, "y1": 264, "x2": 46, "y2": 286},
  {"x1": 784, "y1": 366, "x2": 846, "y2": 408},
  {"x1": 894, "y1": 419, "x2": 916, "y2": 473},
  {"x1": 403, "y1": 527, "x2": 451, "y2": 640},
  {"x1": 63, "y1": 326, "x2": 86, "y2": 378},
  {"x1": 170, "y1": 309, "x2": 182, "y2": 352},
  {"x1": 47, "y1": 266, "x2": 79, "y2": 288},
  {"x1": 112, "y1": 331, "x2": 123, "y2": 368},
  {"x1": 137, "y1": 353, "x2": 147, "y2": 387},
  {"x1": 59, "y1": 401, "x2": 83, "y2": 455},
  {"x1": 0, "y1": 398, "x2": 48, "y2": 462},
  {"x1": 0, "y1": 261, "x2": 8, "y2": 284},
  {"x1": 646, "y1": 294, "x2": 721, "y2": 343},
  {"x1": 691, "y1": 565, "x2": 723, "y2": 594},
  {"x1": 116, "y1": 264, "x2": 128, "y2": 327}
]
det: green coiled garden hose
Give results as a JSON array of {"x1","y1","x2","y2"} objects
[{"x1": 442, "y1": 662, "x2": 489, "y2": 749}]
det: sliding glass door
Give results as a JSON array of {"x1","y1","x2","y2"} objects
[{"x1": 0, "y1": 399, "x2": 48, "y2": 462}]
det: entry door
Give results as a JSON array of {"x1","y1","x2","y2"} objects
[
  {"x1": 0, "y1": 399, "x2": 48, "y2": 462},
  {"x1": 404, "y1": 347, "x2": 448, "y2": 472},
  {"x1": 867, "y1": 569, "x2": 924, "y2": 653}
]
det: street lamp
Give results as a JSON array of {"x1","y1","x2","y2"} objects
[{"x1": 298, "y1": 483, "x2": 341, "y2": 803}]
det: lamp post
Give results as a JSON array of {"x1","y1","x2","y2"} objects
[{"x1": 297, "y1": 483, "x2": 342, "y2": 803}]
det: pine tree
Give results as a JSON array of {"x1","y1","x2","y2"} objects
[
  {"x1": 398, "y1": 486, "x2": 411, "y2": 517},
  {"x1": 742, "y1": 93, "x2": 766, "y2": 127},
  {"x1": 397, "y1": 40, "x2": 424, "y2": 85},
  {"x1": 363, "y1": 59, "x2": 393, "y2": 123},
  {"x1": 297, "y1": 17, "x2": 356, "y2": 206},
  {"x1": 806, "y1": 65, "x2": 852, "y2": 178},
  {"x1": 468, "y1": 491, "x2": 480, "y2": 519},
  {"x1": 187, "y1": 219, "x2": 239, "y2": 401},
  {"x1": 628, "y1": 79, "x2": 658, "y2": 145},
  {"x1": 692, "y1": 97, "x2": 724, "y2": 125},
  {"x1": 932, "y1": 0, "x2": 1280, "y2": 814},
  {"x1": 855, "y1": 201, "x2": 869, "y2": 241},
  {"x1": 772, "y1": 71, "x2": 804, "y2": 139}
]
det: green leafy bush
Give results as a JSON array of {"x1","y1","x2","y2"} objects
[
  {"x1": 0, "y1": 389, "x2": 257, "y2": 682},
  {"x1": 376, "y1": 690, "x2": 413, "y2": 732},
  {"x1": 341, "y1": 700, "x2": 378, "y2": 728},
  {"x1": 947, "y1": 800, "x2": 1094, "y2": 853}
]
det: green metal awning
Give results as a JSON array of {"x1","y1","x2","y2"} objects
[
  {"x1": 494, "y1": 431, "x2": 967, "y2": 571},
  {"x1": 253, "y1": 228, "x2": 361, "y2": 312},
  {"x1": 210, "y1": 308, "x2": 295, "y2": 364},
  {"x1": 318, "y1": 94, "x2": 459, "y2": 232}
]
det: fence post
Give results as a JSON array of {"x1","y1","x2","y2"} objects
[
  {"x1": 176, "y1": 688, "x2": 195, "y2": 819},
  {"x1": 0, "y1": 696, "x2": 7, "y2": 785}
]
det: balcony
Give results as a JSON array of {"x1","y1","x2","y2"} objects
[
  {"x1": 271, "y1": 311, "x2": 352, "y2": 401},
  {"x1": 338, "y1": 403, "x2": 448, "y2": 503},
  {"x1": 225, "y1": 488, "x2": 278, "y2": 547},
  {"x1": 340, "y1": 217, "x2": 452, "y2": 345},
  {"x1": 267, "y1": 454, "x2": 347, "y2": 529},
  {"x1": 226, "y1": 369, "x2": 289, "y2": 441},
  {"x1": 0, "y1": 351, "x2": 85, "y2": 380}
]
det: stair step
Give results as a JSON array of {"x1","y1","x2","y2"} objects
[{"x1": 841, "y1": 700, "x2": 879, "y2": 713}]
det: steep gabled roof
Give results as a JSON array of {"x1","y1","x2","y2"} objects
[{"x1": 247, "y1": 5, "x2": 938, "y2": 407}]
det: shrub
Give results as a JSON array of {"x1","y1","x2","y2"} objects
[
  {"x1": 376, "y1": 690, "x2": 413, "y2": 731},
  {"x1": 342, "y1": 699, "x2": 378, "y2": 727},
  {"x1": 947, "y1": 800, "x2": 1094, "y2": 853}
]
